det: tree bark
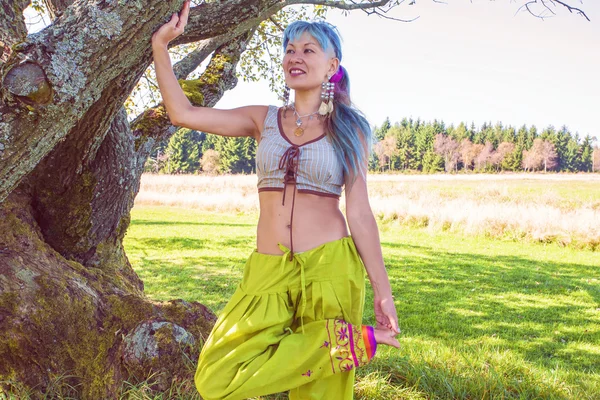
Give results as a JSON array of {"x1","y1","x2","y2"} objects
[{"x1": 0, "y1": 0, "x2": 288, "y2": 203}]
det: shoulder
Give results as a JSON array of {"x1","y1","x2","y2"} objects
[
  {"x1": 253, "y1": 105, "x2": 282, "y2": 137},
  {"x1": 238, "y1": 105, "x2": 270, "y2": 140},
  {"x1": 245, "y1": 104, "x2": 270, "y2": 121}
]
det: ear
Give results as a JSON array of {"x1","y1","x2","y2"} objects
[{"x1": 328, "y1": 56, "x2": 340, "y2": 76}]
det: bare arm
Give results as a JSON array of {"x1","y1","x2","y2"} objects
[
  {"x1": 345, "y1": 170, "x2": 393, "y2": 299},
  {"x1": 345, "y1": 161, "x2": 400, "y2": 334},
  {"x1": 151, "y1": 1, "x2": 264, "y2": 139}
]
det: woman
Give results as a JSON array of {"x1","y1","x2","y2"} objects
[{"x1": 152, "y1": 2, "x2": 400, "y2": 399}]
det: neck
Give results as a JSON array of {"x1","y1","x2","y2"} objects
[{"x1": 291, "y1": 87, "x2": 322, "y2": 115}]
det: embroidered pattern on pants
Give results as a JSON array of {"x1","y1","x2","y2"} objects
[{"x1": 325, "y1": 319, "x2": 371, "y2": 373}]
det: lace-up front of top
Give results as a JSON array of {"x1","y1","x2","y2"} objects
[{"x1": 256, "y1": 105, "x2": 344, "y2": 260}]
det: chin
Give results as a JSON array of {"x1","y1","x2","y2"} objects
[{"x1": 286, "y1": 82, "x2": 316, "y2": 92}]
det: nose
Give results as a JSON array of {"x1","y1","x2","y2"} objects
[
  {"x1": 288, "y1": 51, "x2": 304, "y2": 64},
  {"x1": 289, "y1": 57, "x2": 302, "y2": 66}
]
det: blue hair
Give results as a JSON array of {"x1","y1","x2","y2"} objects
[{"x1": 282, "y1": 20, "x2": 373, "y2": 186}]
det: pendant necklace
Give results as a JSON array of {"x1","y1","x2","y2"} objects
[{"x1": 291, "y1": 103, "x2": 320, "y2": 137}]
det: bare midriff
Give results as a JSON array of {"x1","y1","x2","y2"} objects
[{"x1": 257, "y1": 189, "x2": 349, "y2": 256}]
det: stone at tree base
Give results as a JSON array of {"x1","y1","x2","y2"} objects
[{"x1": 122, "y1": 319, "x2": 199, "y2": 392}]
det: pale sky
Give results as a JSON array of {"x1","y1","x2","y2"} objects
[
  {"x1": 24, "y1": 1, "x2": 599, "y2": 140},
  {"x1": 216, "y1": 1, "x2": 599, "y2": 140}
]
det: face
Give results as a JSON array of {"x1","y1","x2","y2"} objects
[{"x1": 283, "y1": 31, "x2": 339, "y2": 92}]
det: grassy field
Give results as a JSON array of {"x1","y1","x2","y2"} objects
[{"x1": 119, "y1": 201, "x2": 600, "y2": 399}]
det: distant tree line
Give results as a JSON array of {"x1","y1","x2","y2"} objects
[
  {"x1": 144, "y1": 118, "x2": 600, "y2": 174},
  {"x1": 371, "y1": 118, "x2": 599, "y2": 173},
  {"x1": 144, "y1": 128, "x2": 256, "y2": 174}
]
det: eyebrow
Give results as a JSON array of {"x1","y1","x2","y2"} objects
[{"x1": 287, "y1": 42, "x2": 318, "y2": 47}]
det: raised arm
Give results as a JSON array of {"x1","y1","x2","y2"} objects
[
  {"x1": 345, "y1": 155, "x2": 400, "y2": 344},
  {"x1": 151, "y1": 0, "x2": 265, "y2": 139}
]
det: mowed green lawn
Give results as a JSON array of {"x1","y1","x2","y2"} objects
[{"x1": 124, "y1": 205, "x2": 600, "y2": 400}]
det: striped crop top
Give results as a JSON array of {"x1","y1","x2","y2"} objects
[{"x1": 256, "y1": 105, "x2": 345, "y2": 259}]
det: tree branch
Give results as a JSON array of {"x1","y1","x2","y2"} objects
[
  {"x1": 286, "y1": 0, "x2": 392, "y2": 10},
  {"x1": 172, "y1": 36, "x2": 228, "y2": 79},
  {"x1": 0, "y1": 0, "x2": 285, "y2": 204},
  {"x1": 42, "y1": 0, "x2": 72, "y2": 20},
  {"x1": 127, "y1": 33, "x2": 232, "y2": 146},
  {"x1": 131, "y1": 28, "x2": 256, "y2": 153},
  {"x1": 0, "y1": 0, "x2": 30, "y2": 63},
  {"x1": 517, "y1": 0, "x2": 590, "y2": 21}
]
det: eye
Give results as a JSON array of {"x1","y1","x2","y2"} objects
[{"x1": 285, "y1": 49, "x2": 313, "y2": 54}]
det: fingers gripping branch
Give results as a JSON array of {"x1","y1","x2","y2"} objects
[{"x1": 131, "y1": 28, "x2": 256, "y2": 152}]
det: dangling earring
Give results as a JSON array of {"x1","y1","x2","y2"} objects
[
  {"x1": 319, "y1": 75, "x2": 335, "y2": 116},
  {"x1": 327, "y1": 80, "x2": 335, "y2": 114}
]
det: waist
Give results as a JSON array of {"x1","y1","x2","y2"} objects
[
  {"x1": 242, "y1": 236, "x2": 365, "y2": 294},
  {"x1": 257, "y1": 190, "x2": 348, "y2": 255}
]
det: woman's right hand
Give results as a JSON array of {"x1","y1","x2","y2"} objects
[
  {"x1": 373, "y1": 293, "x2": 401, "y2": 348},
  {"x1": 151, "y1": 0, "x2": 191, "y2": 47},
  {"x1": 374, "y1": 327, "x2": 401, "y2": 348}
]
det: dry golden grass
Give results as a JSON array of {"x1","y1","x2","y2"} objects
[
  {"x1": 135, "y1": 173, "x2": 600, "y2": 250},
  {"x1": 136, "y1": 173, "x2": 259, "y2": 212}
]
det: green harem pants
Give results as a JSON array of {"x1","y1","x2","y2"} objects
[{"x1": 194, "y1": 235, "x2": 378, "y2": 400}]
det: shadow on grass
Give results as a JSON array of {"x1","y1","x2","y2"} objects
[
  {"x1": 379, "y1": 240, "x2": 600, "y2": 375},
  {"x1": 127, "y1": 235, "x2": 255, "y2": 313}
]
